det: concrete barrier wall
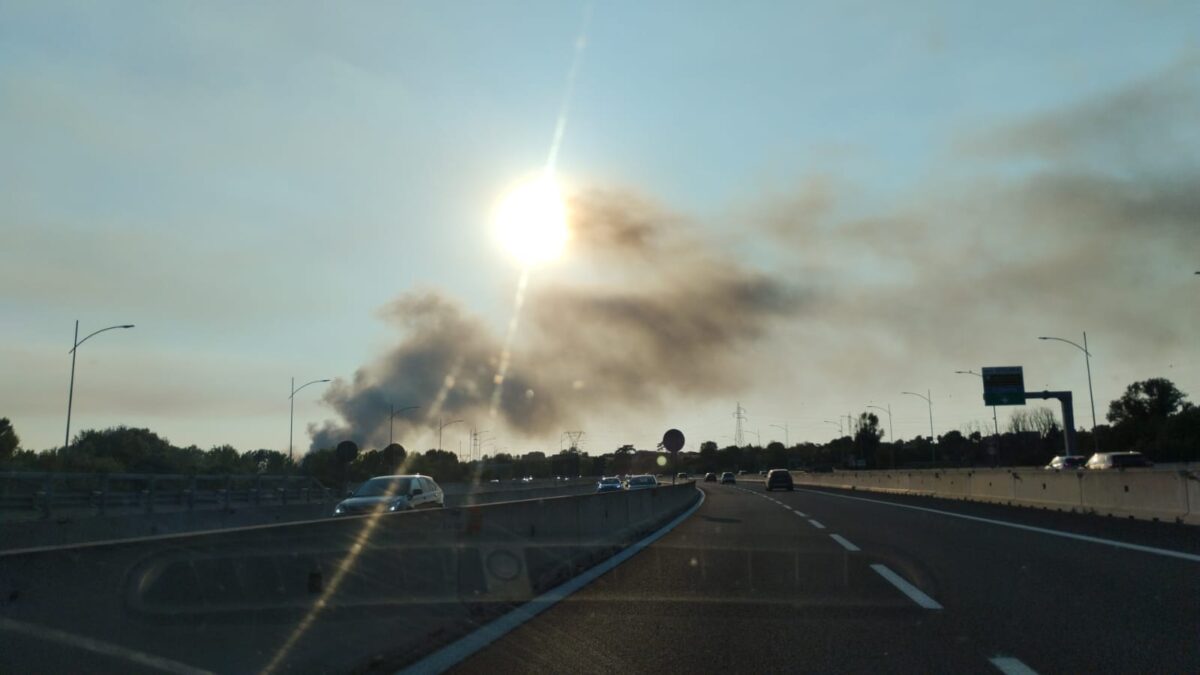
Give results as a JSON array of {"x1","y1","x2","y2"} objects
[
  {"x1": 793, "y1": 468, "x2": 1199, "y2": 525},
  {"x1": 0, "y1": 484, "x2": 699, "y2": 674},
  {"x1": 0, "y1": 480, "x2": 599, "y2": 552}
]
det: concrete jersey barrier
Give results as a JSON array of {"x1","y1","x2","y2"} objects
[
  {"x1": 0, "y1": 484, "x2": 699, "y2": 674},
  {"x1": 0, "y1": 479, "x2": 600, "y2": 552},
  {"x1": 791, "y1": 468, "x2": 1199, "y2": 525}
]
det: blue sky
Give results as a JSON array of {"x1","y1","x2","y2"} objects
[{"x1": 3, "y1": 1, "x2": 1198, "y2": 454}]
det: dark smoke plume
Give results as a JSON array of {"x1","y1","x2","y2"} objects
[{"x1": 309, "y1": 190, "x2": 807, "y2": 450}]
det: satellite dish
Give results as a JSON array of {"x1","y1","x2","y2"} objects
[{"x1": 662, "y1": 428, "x2": 685, "y2": 453}]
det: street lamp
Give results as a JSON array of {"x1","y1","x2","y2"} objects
[
  {"x1": 866, "y1": 404, "x2": 895, "y2": 468},
  {"x1": 769, "y1": 423, "x2": 789, "y2": 446},
  {"x1": 1038, "y1": 333, "x2": 1098, "y2": 453},
  {"x1": 436, "y1": 418, "x2": 464, "y2": 452},
  {"x1": 901, "y1": 390, "x2": 935, "y2": 463},
  {"x1": 290, "y1": 378, "x2": 331, "y2": 461},
  {"x1": 866, "y1": 405, "x2": 893, "y2": 442},
  {"x1": 64, "y1": 321, "x2": 135, "y2": 449},
  {"x1": 389, "y1": 404, "x2": 420, "y2": 446},
  {"x1": 823, "y1": 420, "x2": 843, "y2": 435},
  {"x1": 954, "y1": 371, "x2": 999, "y2": 437}
]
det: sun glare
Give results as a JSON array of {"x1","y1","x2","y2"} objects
[{"x1": 493, "y1": 174, "x2": 569, "y2": 266}]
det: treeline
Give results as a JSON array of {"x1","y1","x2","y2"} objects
[{"x1": 1, "y1": 377, "x2": 1196, "y2": 486}]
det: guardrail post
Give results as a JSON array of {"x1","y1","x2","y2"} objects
[
  {"x1": 98, "y1": 475, "x2": 109, "y2": 515},
  {"x1": 144, "y1": 477, "x2": 155, "y2": 514},
  {"x1": 40, "y1": 474, "x2": 54, "y2": 519}
]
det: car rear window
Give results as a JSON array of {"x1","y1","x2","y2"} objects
[
  {"x1": 353, "y1": 477, "x2": 412, "y2": 497},
  {"x1": 1111, "y1": 454, "x2": 1148, "y2": 467}
]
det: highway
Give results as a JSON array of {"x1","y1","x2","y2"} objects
[{"x1": 450, "y1": 481, "x2": 1200, "y2": 674}]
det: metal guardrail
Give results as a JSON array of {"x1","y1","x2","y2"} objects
[{"x1": 0, "y1": 472, "x2": 332, "y2": 521}]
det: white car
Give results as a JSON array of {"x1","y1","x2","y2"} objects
[
  {"x1": 1045, "y1": 455, "x2": 1087, "y2": 470},
  {"x1": 1085, "y1": 452, "x2": 1152, "y2": 469},
  {"x1": 333, "y1": 475, "x2": 444, "y2": 516},
  {"x1": 626, "y1": 475, "x2": 659, "y2": 490}
]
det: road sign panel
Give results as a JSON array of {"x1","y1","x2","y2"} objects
[{"x1": 982, "y1": 366, "x2": 1025, "y2": 406}]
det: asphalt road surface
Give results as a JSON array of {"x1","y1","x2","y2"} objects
[{"x1": 451, "y1": 481, "x2": 1200, "y2": 674}]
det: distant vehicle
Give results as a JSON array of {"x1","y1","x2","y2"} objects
[
  {"x1": 489, "y1": 478, "x2": 500, "y2": 483},
  {"x1": 676, "y1": 472, "x2": 689, "y2": 480},
  {"x1": 1045, "y1": 455, "x2": 1088, "y2": 470},
  {"x1": 737, "y1": 470, "x2": 747, "y2": 476},
  {"x1": 596, "y1": 476, "x2": 624, "y2": 493},
  {"x1": 333, "y1": 475, "x2": 444, "y2": 516},
  {"x1": 758, "y1": 470, "x2": 768, "y2": 477},
  {"x1": 720, "y1": 471, "x2": 736, "y2": 484},
  {"x1": 703, "y1": 472, "x2": 717, "y2": 482},
  {"x1": 627, "y1": 474, "x2": 659, "y2": 490},
  {"x1": 1086, "y1": 452, "x2": 1153, "y2": 470},
  {"x1": 765, "y1": 469, "x2": 794, "y2": 491}
]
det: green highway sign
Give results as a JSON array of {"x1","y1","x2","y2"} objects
[{"x1": 982, "y1": 366, "x2": 1025, "y2": 406}]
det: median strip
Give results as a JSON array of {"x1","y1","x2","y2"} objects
[{"x1": 870, "y1": 564, "x2": 943, "y2": 609}]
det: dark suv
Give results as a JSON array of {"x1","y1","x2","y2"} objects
[{"x1": 765, "y1": 469, "x2": 794, "y2": 491}]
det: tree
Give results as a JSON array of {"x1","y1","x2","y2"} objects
[
  {"x1": 1107, "y1": 378, "x2": 1187, "y2": 426},
  {"x1": 1029, "y1": 408, "x2": 1060, "y2": 438},
  {"x1": 0, "y1": 418, "x2": 18, "y2": 461},
  {"x1": 854, "y1": 412, "x2": 884, "y2": 466}
]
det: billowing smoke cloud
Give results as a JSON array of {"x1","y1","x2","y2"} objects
[
  {"x1": 311, "y1": 57, "x2": 1200, "y2": 451},
  {"x1": 309, "y1": 190, "x2": 808, "y2": 450}
]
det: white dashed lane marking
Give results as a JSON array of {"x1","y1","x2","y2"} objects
[
  {"x1": 830, "y1": 534, "x2": 860, "y2": 552},
  {"x1": 870, "y1": 564, "x2": 943, "y2": 610}
]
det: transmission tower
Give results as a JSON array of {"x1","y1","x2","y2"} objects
[
  {"x1": 733, "y1": 402, "x2": 747, "y2": 446},
  {"x1": 564, "y1": 430, "x2": 585, "y2": 453}
]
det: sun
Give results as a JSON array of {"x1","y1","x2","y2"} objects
[{"x1": 493, "y1": 174, "x2": 569, "y2": 266}]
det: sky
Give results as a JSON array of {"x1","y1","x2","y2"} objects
[{"x1": 2, "y1": 0, "x2": 1198, "y2": 457}]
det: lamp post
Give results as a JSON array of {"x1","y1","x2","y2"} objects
[
  {"x1": 769, "y1": 423, "x2": 789, "y2": 446},
  {"x1": 437, "y1": 418, "x2": 464, "y2": 452},
  {"x1": 389, "y1": 404, "x2": 420, "y2": 446},
  {"x1": 901, "y1": 390, "x2": 935, "y2": 463},
  {"x1": 1038, "y1": 333, "x2": 1098, "y2": 453},
  {"x1": 823, "y1": 420, "x2": 843, "y2": 436},
  {"x1": 866, "y1": 404, "x2": 895, "y2": 469},
  {"x1": 64, "y1": 321, "x2": 135, "y2": 449},
  {"x1": 866, "y1": 405, "x2": 893, "y2": 442},
  {"x1": 950, "y1": 367, "x2": 998, "y2": 437},
  {"x1": 290, "y1": 378, "x2": 331, "y2": 462}
]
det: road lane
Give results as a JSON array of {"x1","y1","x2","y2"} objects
[
  {"x1": 769, "y1": 485, "x2": 1200, "y2": 674},
  {"x1": 452, "y1": 484, "x2": 1000, "y2": 674}
]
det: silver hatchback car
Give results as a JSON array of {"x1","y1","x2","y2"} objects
[{"x1": 333, "y1": 474, "x2": 444, "y2": 516}]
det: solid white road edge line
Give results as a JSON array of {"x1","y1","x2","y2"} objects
[
  {"x1": 989, "y1": 655, "x2": 1040, "y2": 675},
  {"x1": 398, "y1": 488, "x2": 707, "y2": 675},
  {"x1": 870, "y1": 564, "x2": 943, "y2": 609},
  {"x1": 830, "y1": 534, "x2": 860, "y2": 552},
  {"x1": 794, "y1": 488, "x2": 1200, "y2": 563},
  {"x1": 0, "y1": 617, "x2": 213, "y2": 675}
]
